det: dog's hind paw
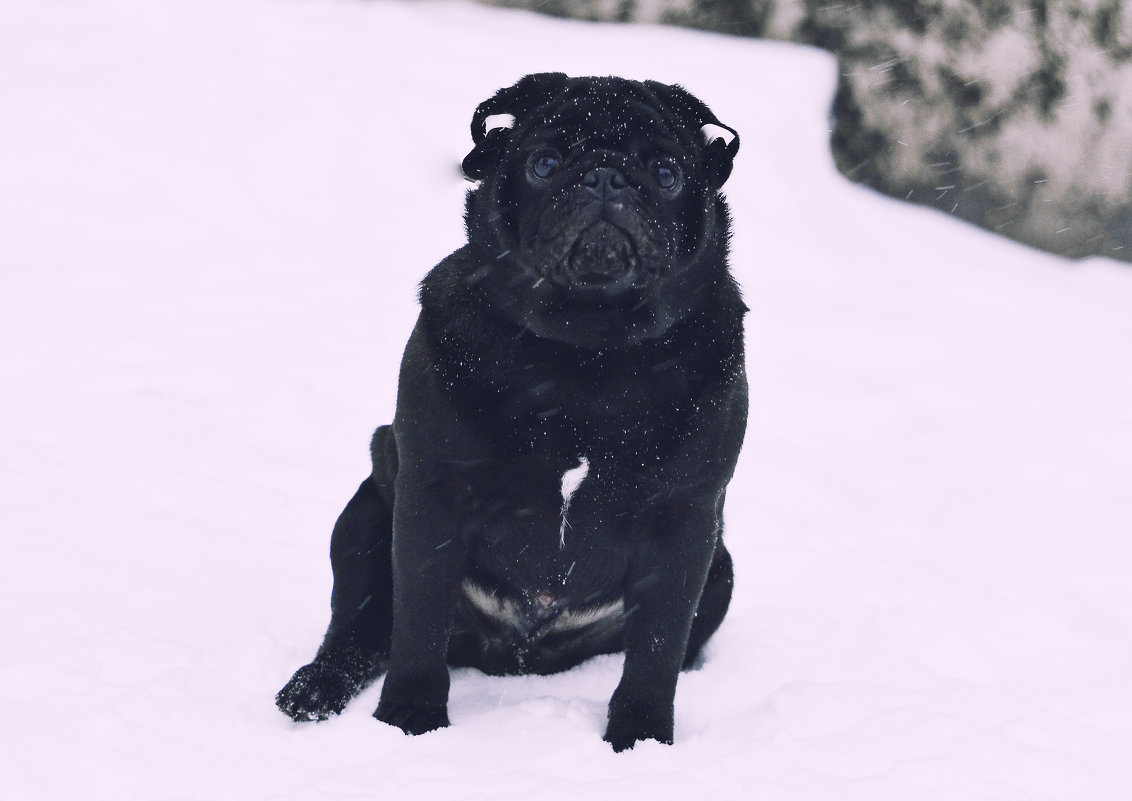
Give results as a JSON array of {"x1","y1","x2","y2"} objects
[{"x1": 275, "y1": 661, "x2": 361, "y2": 722}]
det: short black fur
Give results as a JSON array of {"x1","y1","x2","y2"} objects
[{"x1": 276, "y1": 74, "x2": 747, "y2": 751}]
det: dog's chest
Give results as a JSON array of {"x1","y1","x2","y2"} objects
[
  {"x1": 461, "y1": 449, "x2": 659, "y2": 620},
  {"x1": 495, "y1": 345, "x2": 699, "y2": 456}
]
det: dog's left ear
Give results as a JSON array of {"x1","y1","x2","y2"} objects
[
  {"x1": 462, "y1": 73, "x2": 571, "y2": 181},
  {"x1": 645, "y1": 81, "x2": 740, "y2": 190}
]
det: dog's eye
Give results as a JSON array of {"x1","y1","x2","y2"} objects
[
  {"x1": 652, "y1": 159, "x2": 683, "y2": 193},
  {"x1": 528, "y1": 151, "x2": 560, "y2": 182}
]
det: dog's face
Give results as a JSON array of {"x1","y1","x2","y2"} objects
[{"x1": 461, "y1": 74, "x2": 739, "y2": 348}]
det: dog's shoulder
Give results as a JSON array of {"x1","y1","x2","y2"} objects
[
  {"x1": 416, "y1": 245, "x2": 512, "y2": 362},
  {"x1": 417, "y1": 245, "x2": 478, "y2": 324}
]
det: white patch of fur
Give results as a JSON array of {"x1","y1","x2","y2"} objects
[
  {"x1": 483, "y1": 113, "x2": 515, "y2": 133},
  {"x1": 461, "y1": 579, "x2": 624, "y2": 634},
  {"x1": 559, "y1": 456, "x2": 589, "y2": 547},
  {"x1": 701, "y1": 123, "x2": 735, "y2": 147},
  {"x1": 462, "y1": 579, "x2": 523, "y2": 627},
  {"x1": 552, "y1": 600, "x2": 625, "y2": 631}
]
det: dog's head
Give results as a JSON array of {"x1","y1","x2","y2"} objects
[{"x1": 460, "y1": 73, "x2": 740, "y2": 348}]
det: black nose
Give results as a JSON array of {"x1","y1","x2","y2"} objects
[{"x1": 582, "y1": 166, "x2": 627, "y2": 199}]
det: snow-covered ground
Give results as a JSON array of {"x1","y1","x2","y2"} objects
[{"x1": 3, "y1": 1, "x2": 1132, "y2": 798}]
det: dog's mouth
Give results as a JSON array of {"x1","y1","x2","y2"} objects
[{"x1": 561, "y1": 221, "x2": 639, "y2": 289}]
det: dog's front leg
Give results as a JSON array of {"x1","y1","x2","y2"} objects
[
  {"x1": 603, "y1": 498, "x2": 720, "y2": 752},
  {"x1": 373, "y1": 468, "x2": 467, "y2": 735}
]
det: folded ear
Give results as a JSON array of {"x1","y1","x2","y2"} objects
[
  {"x1": 644, "y1": 81, "x2": 740, "y2": 189},
  {"x1": 461, "y1": 72, "x2": 571, "y2": 181}
]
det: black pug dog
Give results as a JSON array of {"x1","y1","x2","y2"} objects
[{"x1": 276, "y1": 73, "x2": 747, "y2": 751}]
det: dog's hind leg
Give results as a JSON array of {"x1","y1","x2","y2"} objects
[{"x1": 275, "y1": 426, "x2": 397, "y2": 721}]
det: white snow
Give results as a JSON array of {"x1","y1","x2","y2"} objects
[{"x1": 3, "y1": 1, "x2": 1132, "y2": 799}]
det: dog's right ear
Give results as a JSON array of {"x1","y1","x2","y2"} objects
[{"x1": 461, "y1": 73, "x2": 571, "y2": 182}]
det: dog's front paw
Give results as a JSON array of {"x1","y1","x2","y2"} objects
[
  {"x1": 374, "y1": 665, "x2": 450, "y2": 735},
  {"x1": 374, "y1": 700, "x2": 449, "y2": 735},
  {"x1": 603, "y1": 691, "x2": 674, "y2": 752},
  {"x1": 276, "y1": 661, "x2": 361, "y2": 722}
]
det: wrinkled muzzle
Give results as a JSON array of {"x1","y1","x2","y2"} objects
[{"x1": 562, "y1": 221, "x2": 639, "y2": 288}]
